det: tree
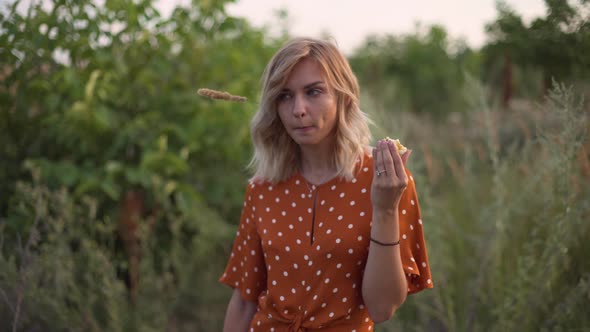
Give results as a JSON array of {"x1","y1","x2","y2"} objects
[
  {"x1": 482, "y1": 0, "x2": 590, "y2": 105},
  {"x1": 0, "y1": 0, "x2": 278, "y2": 329}
]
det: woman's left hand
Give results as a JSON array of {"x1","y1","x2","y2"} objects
[{"x1": 371, "y1": 139, "x2": 411, "y2": 213}]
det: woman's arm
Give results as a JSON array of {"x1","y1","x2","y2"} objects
[
  {"x1": 222, "y1": 289, "x2": 257, "y2": 332},
  {"x1": 362, "y1": 139, "x2": 409, "y2": 323}
]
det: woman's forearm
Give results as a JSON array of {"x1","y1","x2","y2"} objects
[
  {"x1": 223, "y1": 289, "x2": 257, "y2": 332},
  {"x1": 361, "y1": 208, "x2": 408, "y2": 323}
]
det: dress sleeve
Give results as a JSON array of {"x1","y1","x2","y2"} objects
[
  {"x1": 398, "y1": 169, "x2": 434, "y2": 294},
  {"x1": 219, "y1": 182, "x2": 267, "y2": 302}
]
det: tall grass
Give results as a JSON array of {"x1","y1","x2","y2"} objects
[{"x1": 368, "y1": 82, "x2": 590, "y2": 332}]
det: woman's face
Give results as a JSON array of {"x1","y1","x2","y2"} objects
[{"x1": 276, "y1": 57, "x2": 338, "y2": 148}]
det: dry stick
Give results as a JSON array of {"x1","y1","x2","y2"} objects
[{"x1": 197, "y1": 88, "x2": 247, "y2": 103}]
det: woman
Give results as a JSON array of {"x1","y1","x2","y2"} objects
[{"x1": 220, "y1": 37, "x2": 433, "y2": 331}]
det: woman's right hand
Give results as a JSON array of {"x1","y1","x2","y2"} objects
[{"x1": 370, "y1": 139, "x2": 411, "y2": 214}]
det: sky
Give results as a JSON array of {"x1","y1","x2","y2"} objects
[{"x1": 159, "y1": 0, "x2": 548, "y2": 54}]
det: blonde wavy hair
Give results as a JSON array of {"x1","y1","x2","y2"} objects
[{"x1": 249, "y1": 37, "x2": 372, "y2": 183}]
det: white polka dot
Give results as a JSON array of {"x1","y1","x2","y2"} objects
[
  {"x1": 285, "y1": 246, "x2": 290, "y2": 252},
  {"x1": 272, "y1": 219, "x2": 277, "y2": 223},
  {"x1": 280, "y1": 296, "x2": 285, "y2": 301},
  {"x1": 427, "y1": 279, "x2": 431, "y2": 284},
  {"x1": 296, "y1": 180, "x2": 300, "y2": 185},
  {"x1": 301, "y1": 280, "x2": 305, "y2": 285},
  {"x1": 275, "y1": 255, "x2": 280, "y2": 261},
  {"x1": 308, "y1": 260, "x2": 313, "y2": 266},
  {"x1": 316, "y1": 270, "x2": 321, "y2": 276},
  {"x1": 321, "y1": 200, "x2": 326, "y2": 205},
  {"x1": 410, "y1": 224, "x2": 414, "y2": 230},
  {"x1": 402, "y1": 209, "x2": 406, "y2": 215},
  {"x1": 326, "y1": 253, "x2": 332, "y2": 259},
  {"x1": 332, "y1": 288, "x2": 338, "y2": 293},
  {"x1": 283, "y1": 271, "x2": 288, "y2": 276},
  {"x1": 304, "y1": 255, "x2": 309, "y2": 260},
  {"x1": 310, "y1": 317, "x2": 315, "y2": 321},
  {"x1": 348, "y1": 249, "x2": 354, "y2": 254},
  {"x1": 336, "y1": 263, "x2": 342, "y2": 269},
  {"x1": 339, "y1": 192, "x2": 345, "y2": 198},
  {"x1": 360, "y1": 211, "x2": 365, "y2": 217},
  {"x1": 337, "y1": 215, "x2": 343, "y2": 220},
  {"x1": 285, "y1": 189, "x2": 289, "y2": 194},
  {"x1": 402, "y1": 234, "x2": 407, "y2": 239},
  {"x1": 418, "y1": 219, "x2": 423, "y2": 224},
  {"x1": 361, "y1": 188, "x2": 367, "y2": 193},
  {"x1": 343, "y1": 297, "x2": 348, "y2": 302},
  {"x1": 246, "y1": 288, "x2": 251, "y2": 294},
  {"x1": 324, "y1": 278, "x2": 330, "y2": 283},
  {"x1": 329, "y1": 312, "x2": 334, "y2": 317},
  {"x1": 350, "y1": 200, "x2": 355, "y2": 206},
  {"x1": 411, "y1": 257, "x2": 415, "y2": 262},
  {"x1": 278, "y1": 232, "x2": 283, "y2": 237},
  {"x1": 306, "y1": 286, "x2": 311, "y2": 291},
  {"x1": 307, "y1": 208, "x2": 312, "y2": 214},
  {"x1": 265, "y1": 207, "x2": 270, "y2": 212},
  {"x1": 411, "y1": 199, "x2": 415, "y2": 205},
  {"x1": 313, "y1": 295, "x2": 318, "y2": 300},
  {"x1": 348, "y1": 224, "x2": 353, "y2": 229},
  {"x1": 298, "y1": 216, "x2": 303, "y2": 222},
  {"x1": 275, "y1": 197, "x2": 280, "y2": 202},
  {"x1": 329, "y1": 207, "x2": 334, "y2": 212},
  {"x1": 316, "y1": 245, "x2": 321, "y2": 251},
  {"x1": 422, "y1": 262, "x2": 427, "y2": 267},
  {"x1": 327, "y1": 229, "x2": 332, "y2": 234},
  {"x1": 336, "y1": 238, "x2": 341, "y2": 244},
  {"x1": 363, "y1": 167, "x2": 369, "y2": 172},
  {"x1": 259, "y1": 194, "x2": 263, "y2": 199},
  {"x1": 352, "y1": 178, "x2": 357, "y2": 183},
  {"x1": 281, "y1": 211, "x2": 286, "y2": 216},
  {"x1": 318, "y1": 222, "x2": 323, "y2": 227},
  {"x1": 346, "y1": 273, "x2": 351, "y2": 278},
  {"x1": 357, "y1": 236, "x2": 363, "y2": 241},
  {"x1": 291, "y1": 288, "x2": 296, "y2": 294},
  {"x1": 250, "y1": 250, "x2": 255, "y2": 255},
  {"x1": 296, "y1": 239, "x2": 302, "y2": 244},
  {"x1": 331, "y1": 185, "x2": 336, "y2": 190}
]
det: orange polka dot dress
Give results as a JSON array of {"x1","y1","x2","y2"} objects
[{"x1": 220, "y1": 153, "x2": 433, "y2": 331}]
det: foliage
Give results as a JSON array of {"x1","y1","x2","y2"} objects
[
  {"x1": 1, "y1": 0, "x2": 589, "y2": 331},
  {"x1": 350, "y1": 25, "x2": 481, "y2": 117},
  {"x1": 370, "y1": 82, "x2": 590, "y2": 331},
  {"x1": 0, "y1": 0, "x2": 278, "y2": 330},
  {"x1": 482, "y1": 0, "x2": 590, "y2": 96}
]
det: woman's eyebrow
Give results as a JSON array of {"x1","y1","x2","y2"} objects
[
  {"x1": 280, "y1": 81, "x2": 325, "y2": 92},
  {"x1": 304, "y1": 81, "x2": 325, "y2": 89}
]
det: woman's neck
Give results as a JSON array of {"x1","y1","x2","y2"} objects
[{"x1": 299, "y1": 142, "x2": 337, "y2": 185}]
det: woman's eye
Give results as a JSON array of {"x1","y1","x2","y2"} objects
[
  {"x1": 307, "y1": 88, "x2": 321, "y2": 96},
  {"x1": 277, "y1": 93, "x2": 291, "y2": 102}
]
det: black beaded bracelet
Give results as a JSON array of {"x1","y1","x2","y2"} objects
[{"x1": 370, "y1": 237, "x2": 401, "y2": 246}]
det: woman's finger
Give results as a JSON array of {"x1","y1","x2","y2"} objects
[
  {"x1": 387, "y1": 139, "x2": 406, "y2": 180},
  {"x1": 382, "y1": 140, "x2": 397, "y2": 178}
]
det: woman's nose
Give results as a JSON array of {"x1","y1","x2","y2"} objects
[{"x1": 292, "y1": 93, "x2": 307, "y2": 118}]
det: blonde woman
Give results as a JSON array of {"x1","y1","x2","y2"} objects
[{"x1": 220, "y1": 37, "x2": 433, "y2": 331}]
